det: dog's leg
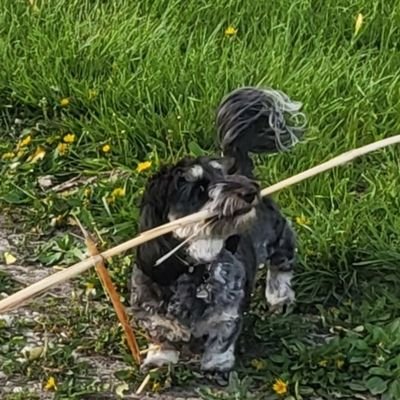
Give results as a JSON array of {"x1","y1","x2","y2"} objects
[
  {"x1": 167, "y1": 272, "x2": 204, "y2": 325},
  {"x1": 130, "y1": 267, "x2": 190, "y2": 370},
  {"x1": 199, "y1": 316, "x2": 241, "y2": 373},
  {"x1": 265, "y1": 222, "x2": 296, "y2": 313},
  {"x1": 265, "y1": 264, "x2": 295, "y2": 313},
  {"x1": 194, "y1": 250, "x2": 247, "y2": 374}
]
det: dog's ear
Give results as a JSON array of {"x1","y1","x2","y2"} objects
[
  {"x1": 138, "y1": 166, "x2": 173, "y2": 231},
  {"x1": 136, "y1": 167, "x2": 188, "y2": 285}
]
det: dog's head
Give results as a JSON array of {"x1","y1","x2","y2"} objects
[
  {"x1": 136, "y1": 156, "x2": 259, "y2": 284},
  {"x1": 139, "y1": 156, "x2": 259, "y2": 238}
]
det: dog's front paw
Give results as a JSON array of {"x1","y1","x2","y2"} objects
[
  {"x1": 200, "y1": 345, "x2": 235, "y2": 373},
  {"x1": 265, "y1": 270, "x2": 295, "y2": 314},
  {"x1": 141, "y1": 345, "x2": 179, "y2": 372}
]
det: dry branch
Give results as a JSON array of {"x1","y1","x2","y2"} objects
[
  {"x1": 75, "y1": 219, "x2": 141, "y2": 365},
  {"x1": 0, "y1": 134, "x2": 399, "y2": 314}
]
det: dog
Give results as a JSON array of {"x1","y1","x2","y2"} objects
[{"x1": 130, "y1": 87, "x2": 306, "y2": 378}]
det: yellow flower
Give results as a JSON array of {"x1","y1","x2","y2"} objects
[
  {"x1": 17, "y1": 149, "x2": 27, "y2": 158},
  {"x1": 251, "y1": 358, "x2": 267, "y2": 371},
  {"x1": 27, "y1": 146, "x2": 46, "y2": 163},
  {"x1": 50, "y1": 215, "x2": 63, "y2": 227},
  {"x1": 85, "y1": 282, "x2": 96, "y2": 297},
  {"x1": 318, "y1": 359, "x2": 328, "y2": 367},
  {"x1": 107, "y1": 187, "x2": 125, "y2": 204},
  {"x1": 57, "y1": 142, "x2": 69, "y2": 155},
  {"x1": 224, "y1": 25, "x2": 238, "y2": 37},
  {"x1": 295, "y1": 214, "x2": 310, "y2": 226},
  {"x1": 84, "y1": 187, "x2": 92, "y2": 197},
  {"x1": 4, "y1": 252, "x2": 17, "y2": 265},
  {"x1": 44, "y1": 376, "x2": 57, "y2": 391},
  {"x1": 152, "y1": 382, "x2": 161, "y2": 392},
  {"x1": 60, "y1": 97, "x2": 70, "y2": 107},
  {"x1": 354, "y1": 13, "x2": 364, "y2": 36},
  {"x1": 1, "y1": 152, "x2": 15, "y2": 160},
  {"x1": 136, "y1": 161, "x2": 152, "y2": 173},
  {"x1": 88, "y1": 89, "x2": 98, "y2": 100},
  {"x1": 18, "y1": 135, "x2": 32, "y2": 148},
  {"x1": 336, "y1": 359, "x2": 344, "y2": 369},
  {"x1": 111, "y1": 187, "x2": 125, "y2": 198},
  {"x1": 272, "y1": 378, "x2": 288, "y2": 396},
  {"x1": 102, "y1": 144, "x2": 111, "y2": 153},
  {"x1": 63, "y1": 133, "x2": 76, "y2": 143}
]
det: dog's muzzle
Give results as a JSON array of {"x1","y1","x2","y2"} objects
[{"x1": 208, "y1": 176, "x2": 260, "y2": 218}]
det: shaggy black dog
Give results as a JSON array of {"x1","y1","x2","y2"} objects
[{"x1": 130, "y1": 87, "x2": 306, "y2": 377}]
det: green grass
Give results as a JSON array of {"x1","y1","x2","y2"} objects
[{"x1": 1, "y1": 0, "x2": 400, "y2": 398}]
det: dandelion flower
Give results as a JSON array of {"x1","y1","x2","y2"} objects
[
  {"x1": 18, "y1": 135, "x2": 32, "y2": 148},
  {"x1": 63, "y1": 133, "x2": 76, "y2": 143},
  {"x1": 4, "y1": 252, "x2": 17, "y2": 265},
  {"x1": 17, "y1": 149, "x2": 27, "y2": 158},
  {"x1": 85, "y1": 282, "x2": 96, "y2": 297},
  {"x1": 136, "y1": 161, "x2": 152, "y2": 173},
  {"x1": 272, "y1": 378, "x2": 288, "y2": 396},
  {"x1": 27, "y1": 146, "x2": 46, "y2": 163},
  {"x1": 354, "y1": 13, "x2": 364, "y2": 36},
  {"x1": 336, "y1": 359, "x2": 344, "y2": 369},
  {"x1": 224, "y1": 25, "x2": 238, "y2": 37},
  {"x1": 111, "y1": 187, "x2": 125, "y2": 198},
  {"x1": 50, "y1": 215, "x2": 63, "y2": 227},
  {"x1": 295, "y1": 214, "x2": 310, "y2": 226},
  {"x1": 83, "y1": 187, "x2": 92, "y2": 197},
  {"x1": 88, "y1": 89, "x2": 98, "y2": 99},
  {"x1": 44, "y1": 376, "x2": 57, "y2": 391},
  {"x1": 318, "y1": 359, "x2": 328, "y2": 367},
  {"x1": 152, "y1": 382, "x2": 161, "y2": 392},
  {"x1": 102, "y1": 144, "x2": 111, "y2": 153},
  {"x1": 1, "y1": 152, "x2": 15, "y2": 160},
  {"x1": 107, "y1": 187, "x2": 125, "y2": 204},
  {"x1": 60, "y1": 97, "x2": 70, "y2": 107},
  {"x1": 251, "y1": 358, "x2": 267, "y2": 371},
  {"x1": 56, "y1": 143, "x2": 69, "y2": 155}
]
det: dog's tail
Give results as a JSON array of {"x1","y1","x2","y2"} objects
[{"x1": 216, "y1": 86, "x2": 306, "y2": 176}]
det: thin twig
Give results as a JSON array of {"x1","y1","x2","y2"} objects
[
  {"x1": 154, "y1": 219, "x2": 215, "y2": 266},
  {"x1": 74, "y1": 217, "x2": 141, "y2": 365},
  {"x1": 0, "y1": 134, "x2": 399, "y2": 314},
  {"x1": 135, "y1": 373, "x2": 151, "y2": 395}
]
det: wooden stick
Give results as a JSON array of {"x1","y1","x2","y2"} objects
[
  {"x1": 135, "y1": 373, "x2": 151, "y2": 395},
  {"x1": 260, "y1": 135, "x2": 400, "y2": 197},
  {"x1": 75, "y1": 219, "x2": 141, "y2": 365},
  {"x1": 1, "y1": 134, "x2": 399, "y2": 314}
]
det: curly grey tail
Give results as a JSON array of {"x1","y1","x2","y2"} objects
[{"x1": 216, "y1": 86, "x2": 307, "y2": 176}]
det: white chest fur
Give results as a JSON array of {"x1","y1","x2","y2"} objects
[{"x1": 186, "y1": 238, "x2": 224, "y2": 263}]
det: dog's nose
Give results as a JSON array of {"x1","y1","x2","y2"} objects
[{"x1": 240, "y1": 192, "x2": 256, "y2": 204}]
